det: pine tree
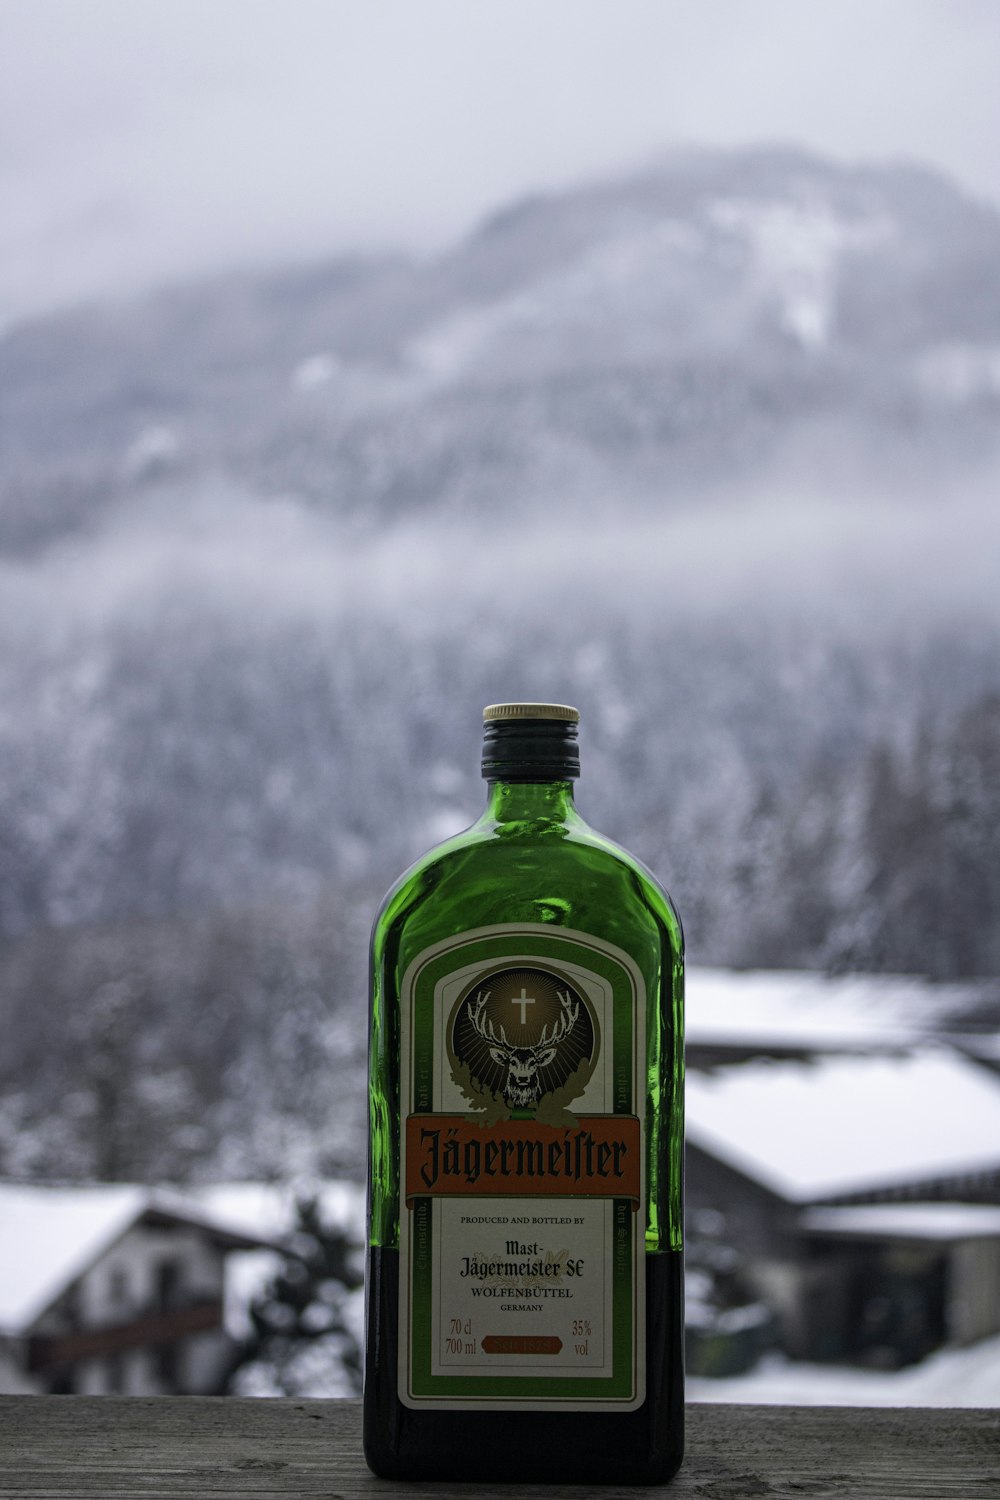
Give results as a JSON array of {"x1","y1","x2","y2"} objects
[{"x1": 228, "y1": 1196, "x2": 364, "y2": 1397}]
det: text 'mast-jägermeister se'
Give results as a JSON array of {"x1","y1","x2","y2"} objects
[{"x1": 365, "y1": 703, "x2": 684, "y2": 1484}]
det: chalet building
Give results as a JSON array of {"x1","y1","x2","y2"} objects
[
  {"x1": 0, "y1": 1185, "x2": 278, "y2": 1395},
  {"x1": 799, "y1": 1203, "x2": 1000, "y2": 1364},
  {"x1": 686, "y1": 1047, "x2": 1000, "y2": 1369}
]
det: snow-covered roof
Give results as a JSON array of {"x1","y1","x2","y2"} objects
[
  {"x1": 686, "y1": 966, "x2": 969, "y2": 1053},
  {"x1": 0, "y1": 1184, "x2": 279, "y2": 1335},
  {"x1": 686, "y1": 1048, "x2": 1000, "y2": 1203},
  {"x1": 801, "y1": 1203, "x2": 1000, "y2": 1243}
]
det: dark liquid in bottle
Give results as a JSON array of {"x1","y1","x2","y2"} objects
[{"x1": 364, "y1": 1245, "x2": 684, "y2": 1485}]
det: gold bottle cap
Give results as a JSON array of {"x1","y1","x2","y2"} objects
[{"x1": 483, "y1": 702, "x2": 580, "y2": 723}]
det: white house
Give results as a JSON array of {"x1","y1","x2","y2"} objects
[
  {"x1": 686, "y1": 1047, "x2": 1000, "y2": 1367},
  {"x1": 0, "y1": 1184, "x2": 279, "y2": 1395}
]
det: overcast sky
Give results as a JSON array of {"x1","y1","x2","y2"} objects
[{"x1": 3, "y1": 0, "x2": 1000, "y2": 324}]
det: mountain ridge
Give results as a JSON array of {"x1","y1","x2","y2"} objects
[{"x1": 4, "y1": 144, "x2": 1000, "y2": 554}]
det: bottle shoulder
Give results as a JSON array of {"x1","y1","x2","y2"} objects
[{"x1": 372, "y1": 815, "x2": 683, "y2": 966}]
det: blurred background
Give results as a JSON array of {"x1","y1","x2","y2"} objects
[{"x1": 1, "y1": 0, "x2": 999, "y2": 1404}]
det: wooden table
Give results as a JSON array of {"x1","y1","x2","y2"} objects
[{"x1": 0, "y1": 1397, "x2": 996, "y2": 1498}]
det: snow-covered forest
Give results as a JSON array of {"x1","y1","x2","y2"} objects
[{"x1": 3, "y1": 146, "x2": 1000, "y2": 1184}]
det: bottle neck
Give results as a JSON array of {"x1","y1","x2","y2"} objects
[
  {"x1": 481, "y1": 711, "x2": 580, "y2": 784},
  {"x1": 481, "y1": 778, "x2": 579, "y2": 831}
]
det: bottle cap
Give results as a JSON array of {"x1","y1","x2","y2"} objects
[
  {"x1": 481, "y1": 703, "x2": 581, "y2": 780},
  {"x1": 483, "y1": 703, "x2": 580, "y2": 723}
]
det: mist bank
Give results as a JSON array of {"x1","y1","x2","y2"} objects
[
  {"x1": 2, "y1": 482, "x2": 999, "y2": 979},
  {"x1": 4, "y1": 460, "x2": 1000, "y2": 630}
]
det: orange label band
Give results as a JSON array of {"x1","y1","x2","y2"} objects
[
  {"x1": 481, "y1": 1335, "x2": 563, "y2": 1355},
  {"x1": 405, "y1": 1114, "x2": 641, "y2": 1204}
]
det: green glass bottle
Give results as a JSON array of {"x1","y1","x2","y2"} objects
[{"x1": 365, "y1": 703, "x2": 684, "y2": 1484}]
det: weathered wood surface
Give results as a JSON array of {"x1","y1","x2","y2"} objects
[{"x1": 0, "y1": 1397, "x2": 997, "y2": 1499}]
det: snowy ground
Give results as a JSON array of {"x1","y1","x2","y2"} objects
[{"x1": 690, "y1": 1333, "x2": 1000, "y2": 1407}]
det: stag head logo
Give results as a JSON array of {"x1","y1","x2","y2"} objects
[{"x1": 449, "y1": 965, "x2": 597, "y2": 1118}]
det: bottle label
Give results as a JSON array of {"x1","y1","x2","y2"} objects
[{"x1": 398, "y1": 923, "x2": 645, "y2": 1411}]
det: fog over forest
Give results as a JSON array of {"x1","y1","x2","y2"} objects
[{"x1": 3, "y1": 146, "x2": 1000, "y2": 1183}]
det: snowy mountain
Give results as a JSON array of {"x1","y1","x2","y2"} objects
[
  {"x1": 5, "y1": 146, "x2": 1000, "y2": 550},
  {"x1": 2, "y1": 146, "x2": 1000, "y2": 1185},
  {"x1": 688, "y1": 1330, "x2": 1000, "y2": 1409}
]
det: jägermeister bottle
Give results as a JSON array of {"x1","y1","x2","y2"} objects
[{"x1": 365, "y1": 703, "x2": 684, "y2": 1484}]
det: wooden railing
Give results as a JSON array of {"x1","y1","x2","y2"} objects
[{"x1": 0, "y1": 1396, "x2": 996, "y2": 1497}]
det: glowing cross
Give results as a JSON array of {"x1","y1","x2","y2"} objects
[{"x1": 511, "y1": 987, "x2": 536, "y2": 1025}]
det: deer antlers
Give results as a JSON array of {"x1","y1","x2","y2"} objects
[{"x1": 468, "y1": 987, "x2": 579, "y2": 1054}]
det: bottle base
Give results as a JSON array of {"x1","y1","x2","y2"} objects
[{"x1": 364, "y1": 1245, "x2": 684, "y2": 1486}]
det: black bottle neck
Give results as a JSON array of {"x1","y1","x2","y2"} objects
[{"x1": 481, "y1": 715, "x2": 580, "y2": 784}]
